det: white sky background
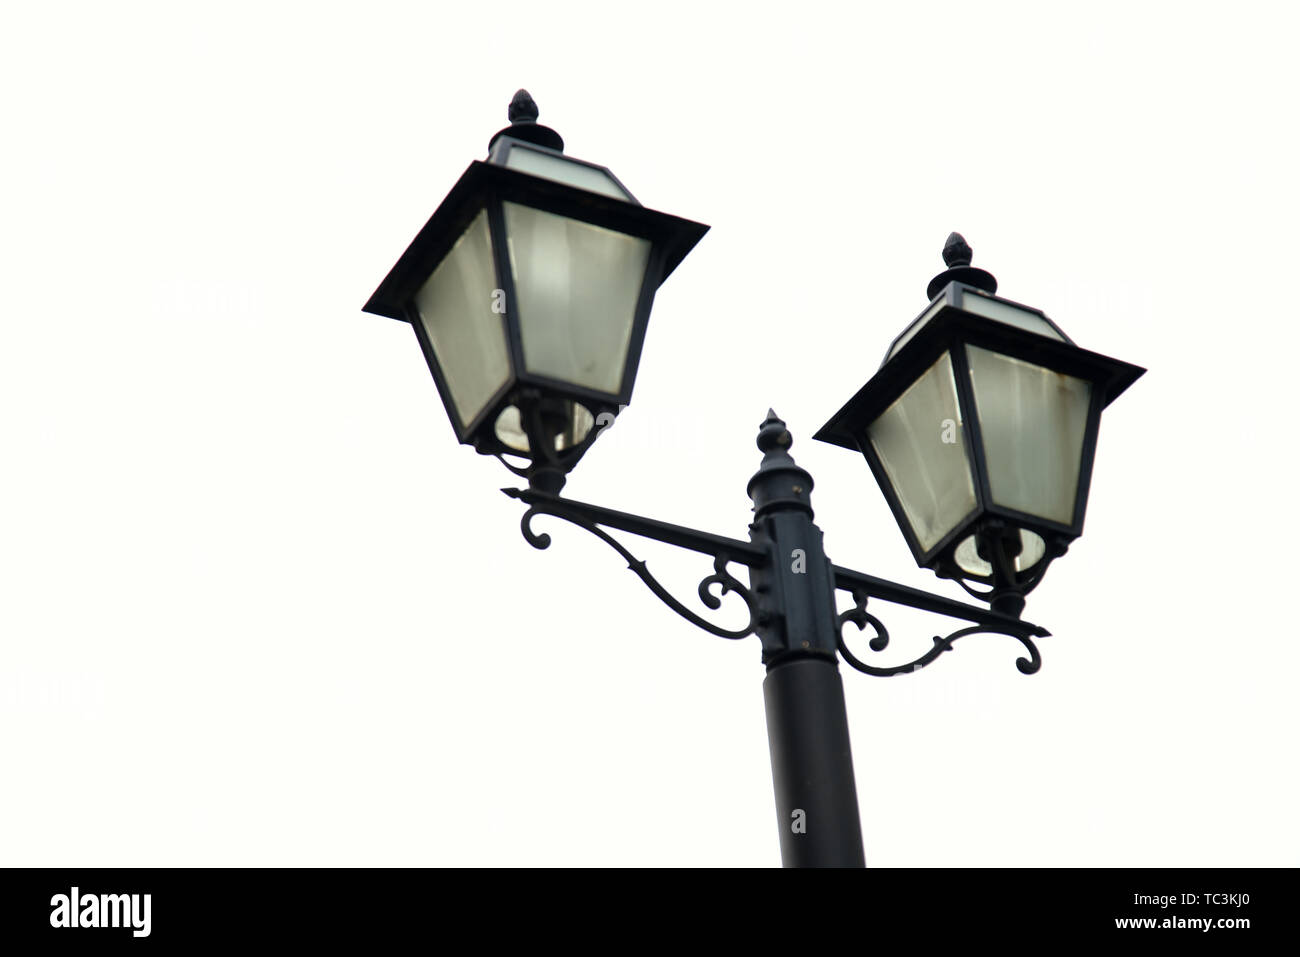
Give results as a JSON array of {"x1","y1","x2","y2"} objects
[{"x1": 1, "y1": 0, "x2": 1297, "y2": 867}]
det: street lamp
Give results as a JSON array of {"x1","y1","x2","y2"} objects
[
  {"x1": 361, "y1": 93, "x2": 1145, "y2": 867},
  {"x1": 815, "y1": 232, "x2": 1146, "y2": 617},
  {"x1": 363, "y1": 90, "x2": 707, "y2": 493}
]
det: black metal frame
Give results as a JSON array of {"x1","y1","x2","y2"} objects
[
  {"x1": 502, "y1": 418, "x2": 1048, "y2": 679},
  {"x1": 363, "y1": 156, "x2": 708, "y2": 478},
  {"x1": 815, "y1": 281, "x2": 1145, "y2": 587}
]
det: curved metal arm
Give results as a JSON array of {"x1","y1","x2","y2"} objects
[
  {"x1": 835, "y1": 588, "x2": 1041, "y2": 676},
  {"x1": 513, "y1": 492, "x2": 761, "y2": 641},
  {"x1": 503, "y1": 487, "x2": 1052, "y2": 668},
  {"x1": 832, "y1": 565, "x2": 1049, "y2": 639}
]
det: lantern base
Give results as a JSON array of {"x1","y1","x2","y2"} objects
[
  {"x1": 527, "y1": 466, "x2": 567, "y2": 495},
  {"x1": 931, "y1": 521, "x2": 1072, "y2": 616},
  {"x1": 475, "y1": 391, "x2": 626, "y2": 497}
]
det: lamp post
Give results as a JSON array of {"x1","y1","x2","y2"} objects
[{"x1": 362, "y1": 92, "x2": 1146, "y2": 867}]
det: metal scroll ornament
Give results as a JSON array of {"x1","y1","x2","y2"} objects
[
  {"x1": 518, "y1": 498, "x2": 761, "y2": 641},
  {"x1": 836, "y1": 589, "x2": 1042, "y2": 676}
]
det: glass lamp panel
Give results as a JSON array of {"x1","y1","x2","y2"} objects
[
  {"x1": 505, "y1": 146, "x2": 634, "y2": 201},
  {"x1": 411, "y1": 209, "x2": 511, "y2": 428},
  {"x1": 959, "y1": 291, "x2": 1067, "y2": 343},
  {"x1": 503, "y1": 202, "x2": 651, "y2": 395},
  {"x1": 886, "y1": 298, "x2": 947, "y2": 362},
  {"x1": 867, "y1": 351, "x2": 978, "y2": 552},
  {"x1": 966, "y1": 345, "x2": 1092, "y2": 524}
]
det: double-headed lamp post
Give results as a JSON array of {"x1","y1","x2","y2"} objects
[{"x1": 362, "y1": 92, "x2": 1146, "y2": 867}]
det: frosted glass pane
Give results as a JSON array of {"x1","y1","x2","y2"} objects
[
  {"x1": 506, "y1": 147, "x2": 634, "y2": 201},
  {"x1": 504, "y1": 202, "x2": 651, "y2": 395},
  {"x1": 886, "y1": 298, "x2": 947, "y2": 361},
  {"x1": 966, "y1": 345, "x2": 1091, "y2": 524},
  {"x1": 412, "y1": 209, "x2": 510, "y2": 428},
  {"x1": 960, "y1": 291, "x2": 1066, "y2": 343},
  {"x1": 867, "y1": 351, "x2": 977, "y2": 551}
]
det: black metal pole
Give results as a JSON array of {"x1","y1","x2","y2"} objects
[
  {"x1": 747, "y1": 410, "x2": 866, "y2": 866},
  {"x1": 763, "y1": 657, "x2": 865, "y2": 866}
]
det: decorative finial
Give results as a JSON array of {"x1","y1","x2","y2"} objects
[
  {"x1": 926, "y1": 231, "x2": 998, "y2": 300},
  {"x1": 508, "y1": 89, "x2": 539, "y2": 124},
  {"x1": 942, "y1": 232, "x2": 973, "y2": 268},
  {"x1": 748, "y1": 409, "x2": 813, "y2": 518},
  {"x1": 757, "y1": 410, "x2": 793, "y2": 453},
  {"x1": 488, "y1": 89, "x2": 564, "y2": 153}
]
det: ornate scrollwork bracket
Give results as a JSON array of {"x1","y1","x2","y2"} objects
[
  {"x1": 501, "y1": 488, "x2": 1052, "y2": 672},
  {"x1": 831, "y1": 567, "x2": 1050, "y2": 677},
  {"x1": 504, "y1": 488, "x2": 763, "y2": 641}
]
